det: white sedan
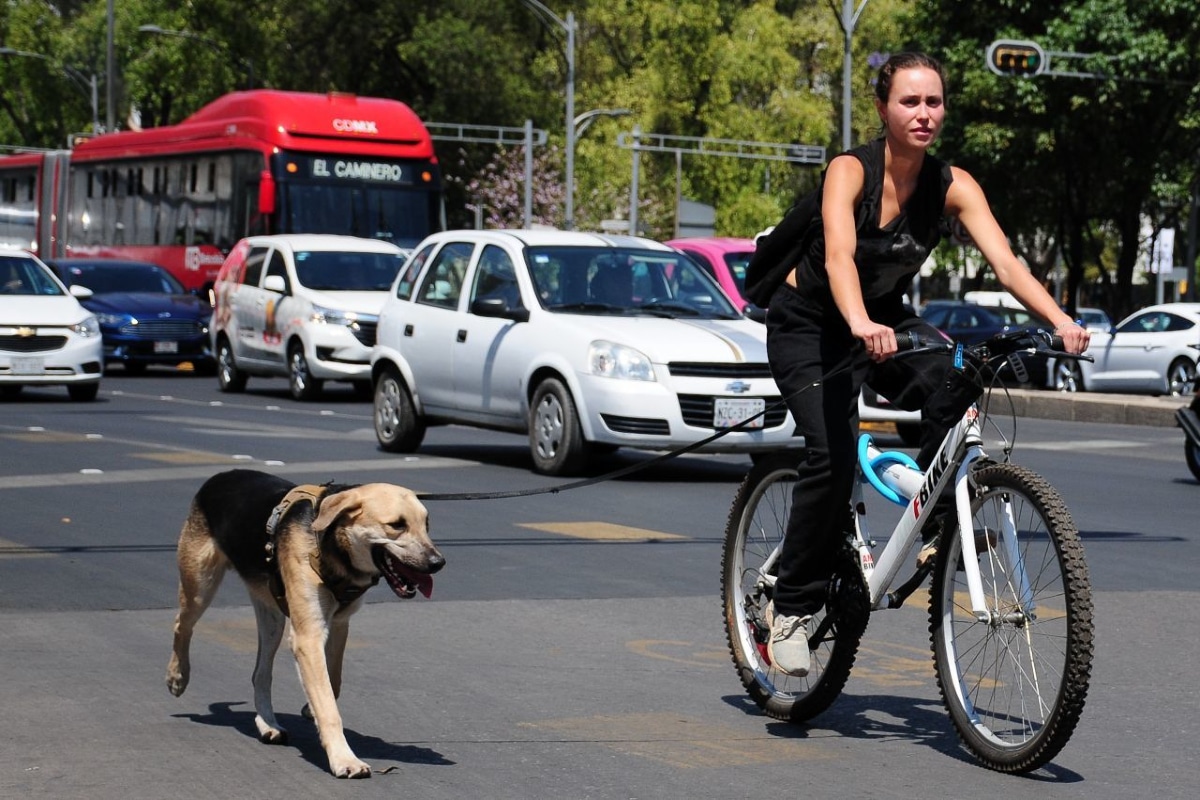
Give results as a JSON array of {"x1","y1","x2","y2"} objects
[
  {"x1": 1, "y1": 250, "x2": 103, "y2": 401},
  {"x1": 1050, "y1": 302, "x2": 1200, "y2": 395},
  {"x1": 370, "y1": 229, "x2": 800, "y2": 475}
]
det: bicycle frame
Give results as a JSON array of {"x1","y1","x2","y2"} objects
[{"x1": 852, "y1": 402, "x2": 1034, "y2": 620}]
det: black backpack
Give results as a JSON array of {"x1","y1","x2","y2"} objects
[{"x1": 742, "y1": 139, "x2": 885, "y2": 308}]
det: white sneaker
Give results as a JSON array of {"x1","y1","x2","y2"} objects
[{"x1": 766, "y1": 603, "x2": 811, "y2": 677}]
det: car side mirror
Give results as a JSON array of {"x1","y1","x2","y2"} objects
[
  {"x1": 471, "y1": 296, "x2": 530, "y2": 323},
  {"x1": 263, "y1": 274, "x2": 286, "y2": 293},
  {"x1": 744, "y1": 304, "x2": 767, "y2": 323},
  {"x1": 69, "y1": 284, "x2": 93, "y2": 300}
]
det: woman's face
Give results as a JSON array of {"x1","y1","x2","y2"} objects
[{"x1": 877, "y1": 66, "x2": 945, "y2": 149}]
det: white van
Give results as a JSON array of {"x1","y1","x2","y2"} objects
[{"x1": 211, "y1": 234, "x2": 407, "y2": 400}]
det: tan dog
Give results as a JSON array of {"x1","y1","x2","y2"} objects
[{"x1": 165, "y1": 469, "x2": 444, "y2": 778}]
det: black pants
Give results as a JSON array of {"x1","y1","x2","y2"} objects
[{"x1": 765, "y1": 285, "x2": 975, "y2": 617}]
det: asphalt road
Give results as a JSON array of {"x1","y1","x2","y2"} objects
[{"x1": 0, "y1": 372, "x2": 1196, "y2": 799}]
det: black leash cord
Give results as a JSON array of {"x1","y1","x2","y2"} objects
[{"x1": 418, "y1": 381, "x2": 823, "y2": 502}]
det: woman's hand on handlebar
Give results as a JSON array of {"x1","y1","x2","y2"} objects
[
  {"x1": 1054, "y1": 321, "x2": 1091, "y2": 355},
  {"x1": 852, "y1": 319, "x2": 898, "y2": 362}
]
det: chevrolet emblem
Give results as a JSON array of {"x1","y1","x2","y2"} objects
[
  {"x1": 16, "y1": 326, "x2": 36, "y2": 337},
  {"x1": 726, "y1": 380, "x2": 752, "y2": 394}
]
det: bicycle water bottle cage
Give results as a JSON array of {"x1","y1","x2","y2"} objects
[{"x1": 857, "y1": 433, "x2": 922, "y2": 506}]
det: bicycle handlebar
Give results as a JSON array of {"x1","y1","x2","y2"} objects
[{"x1": 895, "y1": 328, "x2": 1088, "y2": 362}]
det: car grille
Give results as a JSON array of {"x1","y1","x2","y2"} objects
[
  {"x1": 0, "y1": 334, "x2": 68, "y2": 353},
  {"x1": 678, "y1": 395, "x2": 789, "y2": 429},
  {"x1": 668, "y1": 362, "x2": 773, "y2": 379},
  {"x1": 118, "y1": 320, "x2": 205, "y2": 339},
  {"x1": 601, "y1": 414, "x2": 671, "y2": 435},
  {"x1": 351, "y1": 321, "x2": 377, "y2": 347}
]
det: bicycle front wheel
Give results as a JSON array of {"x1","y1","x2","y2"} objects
[
  {"x1": 721, "y1": 453, "x2": 867, "y2": 723},
  {"x1": 929, "y1": 462, "x2": 1094, "y2": 773}
]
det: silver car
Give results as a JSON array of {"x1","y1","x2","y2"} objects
[{"x1": 1051, "y1": 302, "x2": 1200, "y2": 395}]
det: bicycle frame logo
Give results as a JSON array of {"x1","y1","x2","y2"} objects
[{"x1": 913, "y1": 446, "x2": 951, "y2": 519}]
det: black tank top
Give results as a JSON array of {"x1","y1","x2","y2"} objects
[{"x1": 794, "y1": 137, "x2": 952, "y2": 318}]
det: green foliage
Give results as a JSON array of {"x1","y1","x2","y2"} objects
[{"x1": 2, "y1": 0, "x2": 1198, "y2": 314}]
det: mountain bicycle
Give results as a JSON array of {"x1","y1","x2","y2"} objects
[{"x1": 721, "y1": 329, "x2": 1095, "y2": 773}]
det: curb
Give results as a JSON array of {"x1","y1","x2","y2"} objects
[{"x1": 999, "y1": 389, "x2": 1188, "y2": 428}]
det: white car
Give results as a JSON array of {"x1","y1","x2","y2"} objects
[
  {"x1": 211, "y1": 234, "x2": 407, "y2": 400},
  {"x1": 1050, "y1": 302, "x2": 1200, "y2": 395},
  {"x1": 0, "y1": 250, "x2": 103, "y2": 401},
  {"x1": 370, "y1": 229, "x2": 799, "y2": 474}
]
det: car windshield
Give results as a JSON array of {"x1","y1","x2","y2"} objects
[
  {"x1": 526, "y1": 246, "x2": 740, "y2": 318},
  {"x1": 61, "y1": 264, "x2": 185, "y2": 294},
  {"x1": 1, "y1": 255, "x2": 64, "y2": 296},
  {"x1": 293, "y1": 250, "x2": 406, "y2": 291}
]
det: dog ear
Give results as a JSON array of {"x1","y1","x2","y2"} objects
[{"x1": 312, "y1": 489, "x2": 361, "y2": 534}]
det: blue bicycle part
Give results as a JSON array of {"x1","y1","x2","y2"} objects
[{"x1": 857, "y1": 433, "x2": 922, "y2": 506}]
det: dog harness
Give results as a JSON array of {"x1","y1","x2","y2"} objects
[{"x1": 264, "y1": 484, "x2": 378, "y2": 616}]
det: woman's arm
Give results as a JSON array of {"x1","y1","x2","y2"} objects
[
  {"x1": 821, "y1": 155, "x2": 898, "y2": 359},
  {"x1": 944, "y1": 166, "x2": 1090, "y2": 354}
]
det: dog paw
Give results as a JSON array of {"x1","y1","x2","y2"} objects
[
  {"x1": 255, "y1": 716, "x2": 289, "y2": 745},
  {"x1": 165, "y1": 670, "x2": 188, "y2": 697},
  {"x1": 331, "y1": 758, "x2": 372, "y2": 779}
]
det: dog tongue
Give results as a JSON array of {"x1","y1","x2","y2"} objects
[{"x1": 380, "y1": 552, "x2": 434, "y2": 599}]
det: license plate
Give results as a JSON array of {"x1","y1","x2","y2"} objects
[
  {"x1": 154, "y1": 341, "x2": 179, "y2": 354},
  {"x1": 713, "y1": 397, "x2": 764, "y2": 429},
  {"x1": 11, "y1": 356, "x2": 45, "y2": 375}
]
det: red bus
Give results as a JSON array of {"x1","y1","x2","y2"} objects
[{"x1": 0, "y1": 90, "x2": 443, "y2": 291}]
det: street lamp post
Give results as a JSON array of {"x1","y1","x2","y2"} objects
[
  {"x1": 519, "y1": 0, "x2": 576, "y2": 229},
  {"x1": 0, "y1": 46, "x2": 100, "y2": 133},
  {"x1": 137, "y1": 25, "x2": 255, "y2": 90},
  {"x1": 838, "y1": 0, "x2": 871, "y2": 152}
]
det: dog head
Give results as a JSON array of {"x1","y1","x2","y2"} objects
[{"x1": 312, "y1": 484, "x2": 444, "y2": 599}]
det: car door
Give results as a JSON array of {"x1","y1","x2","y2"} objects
[
  {"x1": 402, "y1": 240, "x2": 475, "y2": 415},
  {"x1": 452, "y1": 243, "x2": 530, "y2": 422},
  {"x1": 231, "y1": 246, "x2": 273, "y2": 366},
  {"x1": 1093, "y1": 310, "x2": 1183, "y2": 390}
]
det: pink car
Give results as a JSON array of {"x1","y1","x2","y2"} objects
[{"x1": 667, "y1": 237, "x2": 757, "y2": 313}]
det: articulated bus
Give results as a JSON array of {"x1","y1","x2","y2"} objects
[{"x1": 0, "y1": 90, "x2": 443, "y2": 291}]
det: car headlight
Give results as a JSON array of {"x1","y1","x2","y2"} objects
[
  {"x1": 589, "y1": 340, "x2": 655, "y2": 381},
  {"x1": 95, "y1": 312, "x2": 131, "y2": 328},
  {"x1": 72, "y1": 314, "x2": 102, "y2": 338},
  {"x1": 310, "y1": 305, "x2": 378, "y2": 328}
]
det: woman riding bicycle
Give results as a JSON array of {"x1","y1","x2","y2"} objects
[{"x1": 764, "y1": 51, "x2": 1091, "y2": 677}]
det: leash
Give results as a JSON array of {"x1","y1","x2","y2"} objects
[{"x1": 418, "y1": 381, "x2": 823, "y2": 502}]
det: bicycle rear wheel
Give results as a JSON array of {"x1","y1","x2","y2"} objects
[
  {"x1": 929, "y1": 462, "x2": 1093, "y2": 772},
  {"x1": 721, "y1": 453, "x2": 868, "y2": 722}
]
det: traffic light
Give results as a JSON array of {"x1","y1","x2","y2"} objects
[{"x1": 987, "y1": 40, "x2": 1046, "y2": 77}]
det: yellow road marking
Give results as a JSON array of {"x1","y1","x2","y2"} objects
[
  {"x1": 519, "y1": 521, "x2": 685, "y2": 541},
  {"x1": 3, "y1": 431, "x2": 94, "y2": 443},
  {"x1": 130, "y1": 452, "x2": 246, "y2": 465},
  {"x1": 0, "y1": 537, "x2": 53, "y2": 559}
]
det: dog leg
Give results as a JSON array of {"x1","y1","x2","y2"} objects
[
  {"x1": 249, "y1": 593, "x2": 290, "y2": 744},
  {"x1": 291, "y1": 611, "x2": 371, "y2": 779},
  {"x1": 299, "y1": 612, "x2": 351, "y2": 721},
  {"x1": 166, "y1": 513, "x2": 227, "y2": 697}
]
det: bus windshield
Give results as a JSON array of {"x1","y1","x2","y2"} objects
[{"x1": 279, "y1": 180, "x2": 434, "y2": 250}]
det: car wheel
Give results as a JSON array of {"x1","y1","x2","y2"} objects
[
  {"x1": 216, "y1": 337, "x2": 247, "y2": 393},
  {"x1": 1054, "y1": 360, "x2": 1084, "y2": 393},
  {"x1": 1165, "y1": 358, "x2": 1197, "y2": 397},
  {"x1": 288, "y1": 341, "x2": 323, "y2": 401},
  {"x1": 529, "y1": 377, "x2": 588, "y2": 476},
  {"x1": 374, "y1": 367, "x2": 425, "y2": 452},
  {"x1": 67, "y1": 382, "x2": 99, "y2": 402}
]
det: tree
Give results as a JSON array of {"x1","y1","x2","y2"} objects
[{"x1": 901, "y1": 0, "x2": 1200, "y2": 317}]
